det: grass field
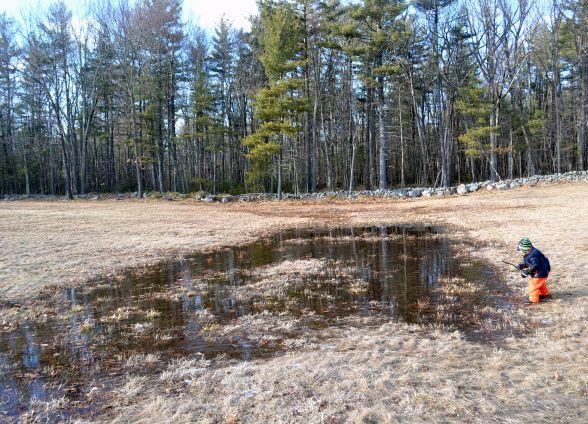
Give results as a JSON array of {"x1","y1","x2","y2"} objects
[{"x1": 1, "y1": 182, "x2": 587, "y2": 422}]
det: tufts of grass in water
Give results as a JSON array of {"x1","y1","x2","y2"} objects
[
  {"x1": 79, "y1": 319, "x2": 95, "y2": 333},
  {"x1": 69, "y1": 304, "x2": 84, "y2": 314},
  {"x1": 202, "y1": 322, "x2": 222, "y2": 333},
  {"x1": 145, "y1": 309, "x2": 161, "y2": 320},
  {"x1": 125, "y1": 353, "x2": 160, "y2": 369}
]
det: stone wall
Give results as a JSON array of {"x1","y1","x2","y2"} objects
[{"x1": 3, "y1": 170, "x2": 587, "y2": 202}]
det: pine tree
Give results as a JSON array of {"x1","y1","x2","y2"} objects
[
  {"x1": 349, "y1": 0, "x2": 407, "y2": 190},
  {"x1": 457, "y1": 78, "x2": 500, "y2": 181},
  {"x1": 243, "y1": 1, "x2": 308, "y2": 199},
  {"x1": 211, "y1": 18, "x2": 236, "y2": 189}
]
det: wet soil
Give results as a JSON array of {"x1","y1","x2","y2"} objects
[{"x1": 0, "y1": 225, "x2": 522, "y2": 421}]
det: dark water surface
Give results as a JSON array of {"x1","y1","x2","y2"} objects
[{"x1": 0, "y1": 225, "x2": 516, "y2": 420}]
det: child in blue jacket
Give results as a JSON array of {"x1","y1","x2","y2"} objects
[{"x1": 516, "y1": 238, "x2": 551, "y2": 303}]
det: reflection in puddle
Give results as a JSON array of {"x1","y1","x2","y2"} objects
[{"x1": 0, "y1": 225, "x2": 518, "y2": 420}]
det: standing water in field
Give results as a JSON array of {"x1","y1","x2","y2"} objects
[{"x1": 0, "y1": 225, "x2": 522, "y2": 420}]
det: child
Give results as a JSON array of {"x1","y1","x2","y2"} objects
[{"x1": 516, "y1": 237, "x2": 551, "y2": 303}]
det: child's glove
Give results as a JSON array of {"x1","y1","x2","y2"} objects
[
  {"x1": 521, "y1": 270, "x2": 531, "y2": 278},
  {"x1": 516, "y1": 263, "x2": 526, "y2": 270}
]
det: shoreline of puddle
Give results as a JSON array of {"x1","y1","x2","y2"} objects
[{"x1": 0, "y1": 224, "x2": 528, "y2": 421}]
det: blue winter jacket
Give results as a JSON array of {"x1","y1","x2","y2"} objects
[{"x1": 521, "y1": 247, "x2": 551, "y2": 278}]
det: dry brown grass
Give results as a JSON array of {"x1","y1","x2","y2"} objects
[
  {"x1": 1, "y1": 181, "x2": 587, "y2": 422},
  {"x1": 231, "y1": 258, "x2": 338, "y2": 305},
  {"x1": 103, "y1": 320, "x2": 586, "y2": 423},
  {"x1": 0, "y1": 200, "x2": 307, "y2": 300}
]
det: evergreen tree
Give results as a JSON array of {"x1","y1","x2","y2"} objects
[
  {"x1": 244, "y1": 1, "x2": 308, "y2": 198},
  {"x1": 349, "y1": 0, "x2": 408, "y2": 189}
]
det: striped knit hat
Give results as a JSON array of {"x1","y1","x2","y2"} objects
[{"x1": 517, "y1": 237, "x2": 533, "y2": 253}]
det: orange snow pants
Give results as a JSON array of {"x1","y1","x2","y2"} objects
[{"x1": 528, "y1": 277, "x2": 549, "y2": 303}]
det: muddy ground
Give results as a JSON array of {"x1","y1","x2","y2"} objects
[{"x1": 0, "y1": 182, "x2": 587, "y2": 422}]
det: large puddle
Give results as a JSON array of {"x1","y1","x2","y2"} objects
[{"x1": 0, "y1": 225, "x2": 522, "y2": 420}]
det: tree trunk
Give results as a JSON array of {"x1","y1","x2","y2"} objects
[
  {"x1": 366, "y1": 83, "x2": 376, "y2": 189},
  {"x1": 377, "y1": 75, "x2": 387, "y2": 190},
  {"x1": 441, "y1": 117, "x2": 451, "y2": 187},
  {"x1": 469, "y1": 156, "x2": 476, "y2": 183},
  {"x1": 521, "y1": 125, "x2": 536, "y2": 176},
  {"x1": 49, "y1": 142, "x2": 56, "y2": 195},
  {"x1": 277, "y1": 149, "x2": 283, "y2": 200},
  {"x1": 363, "y1": 98, "x2": 370, "y2": 189},
  {"x1": 407, "y1": 68, "x2": 427, "y2": 185},
  {"x1": 130, "y1": 97, "x2": 143, "y2": 198},
  {"x1": 579, "y1": 50, "x2": 587, "y2": 170},
  {"x1": 156, "y1": 95, "x2": 165, "y2": 193},
  {"x1": 157, "y1": 153, "x2": 165, "y2": 194},
  {"x1": 312, "y1": 90, "x2": 319, "y2": 191},
  {"x1": 553, "y1": 26, "x2": 562, "y2": 173},
  {"x1": 349, "y1": 141, "x2": 356, "y2": 192},
  {"x1": 212, "y1": 151, "x2": 217, "y2": 195},
  {"x1": 489, "y1": 96, "x2": 499, "y2": 181},
  {"x1": 60, "y1": 133, "x2": 73, "y2": 200},
  {"x1": 304, "y1": 37, "x2": 313, "y2": 193},
  {"x1": 434, "y1": 3, "x2": 449, "y2": 187},
  {"x1": 168, "y1": 57, "x2": 179, "y2": 192},
  {"x1": 80, "y1": 124, "x2": 88, "y2": 195},
  {"x1": 108, "y1": 97, "x2": 116, "y2": 191},
  {"x1": 325, "y1": 146, "x2": 333, "y2": 191},
  {"x1": 23, "y1": 147, "x2": 30, "y2": 198},
  {"x1": 398, "y1": 92, "x2": 405, "y2": 188},
  {"x1": 508, "y1": 118, "x2": 514, "y2": 179}
]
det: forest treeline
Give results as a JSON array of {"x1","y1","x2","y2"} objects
[{"x1": 0, "y1": 0, "x2": 586, "y2": 198}]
